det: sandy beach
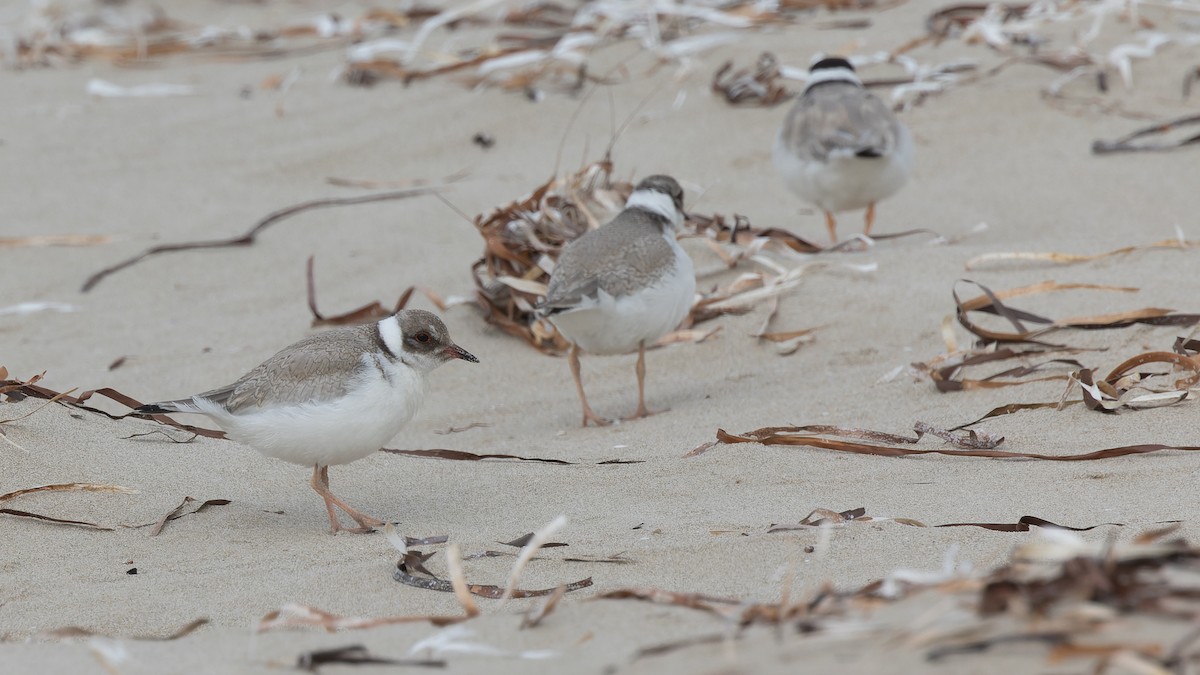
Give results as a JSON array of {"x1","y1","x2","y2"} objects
[{"x1": 5, "y1": 0, "x2": 1200, "y2": 672}]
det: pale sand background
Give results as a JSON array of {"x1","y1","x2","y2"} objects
[{"x1": 3, "y1": 0, "x2": 1200, "y2": 672}]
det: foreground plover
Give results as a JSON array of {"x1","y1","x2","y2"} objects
[
  {"x1": 774, "y1": 57, "x2": 914, "y2": 243},
  {"x1": 541, "y1": 175, "x2": 696, "y2": 427},
  {"x1": 137, "y1": 310, "x2": 478, "y2": 534}
]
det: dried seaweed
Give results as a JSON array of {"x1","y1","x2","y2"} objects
[
  {"x1": 306, "y1": 257, "x2": 451, "y2": 327},
  {"x1": 912, "y1": 422, "x2": 1004, "y2": 449},
  {"x1": 633, "y1": 633, "x2": 731, "y2": 661},
  {"x1": 5, "y1": 5, "x2": 425, "y2": 69},
  {"x1": 947, "y1": 401, "x2": 1080, "y2": 430},
  {"x1": 81, "y1": 187, "x2": 440, "y2": 292},
  {"x1": 712, "y1": 52, "x2": 795, "y2": 106},
  {"x1": 393, "y1": 566, "x2": 592, "y2": 600},
  {"x1": 1076, "y1": 346, "x2": 1200, "y2": 413},
  {"x1": 954, "y1": 280, "x2": 1200, "y2": 345},
  {"x1": 976, "y1": 528, "x2": 1200, "y2": 625},
  {"x1": 500, "y1": 533, "x2": 568, "y2": 548},
  {"x1": 37, "y1": 619, "x2": 209, "y2": 642},
  {"x1": 263, "y1": 545, "x2": 478, "y2": 632},
  {"x1": 138, "y1": 497, "x2": 233, "y2": 536},
  {"x1": 600, "y1": 525, "x2": 1200, "y2": 670},
  {"x1": 0, "y1": 508, "x2": 114, "y2": 531},
  {"x1": 341, "y1": 0, "x2": 837, "y2": 95},
  {"x1": 433, "y1": 422, "x2": 490, "y2": 435},
  {"x1": 594, "y1": 587, "x2": 806, "y2": 628},
  {"x1": 296, "y1": 645, "x2": 444, "y2": 671},
  {"x1": 501, "y1": 514, "x2": 569, "y2": 603},
  {"x1": 381, "y1": 447, "x2": 571, "y2": 465},
  {"x1": 521, "y1": 585, "x2": 568, "y2": 629},
  {"x1": 767, "y1": 510, "x2": 1125, "y2": 533},
  {"x1": 935, "y1": 516, "x2": 1122, "y2": 532},
  {"x1": 0, "y1": 483, "x2": 137, "y2": 503},
  {"x1": 0, "y1": 383, "x2": 78, "y2": 424},
  {"x1": 470, "y1": 159, "x2": 626, "y2": 353},
  {"x1": 1092, "y1": 114, "x2": 1200, "y2": 154},
  {"x1": 964, "y1": 238, "x2": 1198, "y2": 270},
  {"x1": 0, "y1": 483, "x2": 137, "y2": 531},
  {"x1": 561, "y1": 553, "x2": 632, "y2": 564},
  {"x1": 690, "y1": 425, "x2": 1200, "y2": 462},
  {"x1": 122, "y1": 429, "x2": 198, "y2": 444},
  {"x1": 2, "y1": 373, "x2": 225, "y2": 439},
  {"x1": 470, "y1": 159, "x2": 934, "y2": 353},
  {"x1": 382, "y1": 447, "x2": 638, "y2": 465},
  {"x1": 0, "y1": 235, "x2": 110, "y2": 249},
  {"x1": 768, "y1": 507, "x2": 889, "y2": 532}
]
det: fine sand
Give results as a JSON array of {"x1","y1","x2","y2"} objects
[{"x1": 4, "y1": 1, "x2": 1200, "y2": 673}]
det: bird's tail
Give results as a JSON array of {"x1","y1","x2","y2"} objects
[{"x1": 135, "y1": 398, "x2": 201, "y2": 416}]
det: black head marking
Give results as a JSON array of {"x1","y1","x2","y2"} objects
[{"x1": 810, "y1": 57, "x2": 855, "y2": 73}]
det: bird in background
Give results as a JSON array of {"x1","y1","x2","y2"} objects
[{"x1": 773, "y1": 56, "x2": 914, "y2": 243}]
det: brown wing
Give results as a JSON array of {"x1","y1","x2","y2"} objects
[
  {"x1": 780, "y1": 83, "x2": 903, "y2": 163},
  {"x1": 543, "y1": 211, "x2": 675, "y2": 309},
  {"x1": 206, "y1": 327, "x2": 377, "y2": 413}
]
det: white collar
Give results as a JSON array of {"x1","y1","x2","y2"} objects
[{"x1": 803, "y1": 66, "x2": 861, "y2": 92}]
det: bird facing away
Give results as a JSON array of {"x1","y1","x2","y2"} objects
[
  {"x1": 773, "y1": 57, "x2": 914, "y2": 243},
  {"x1": 136, "y1": 310, "x2": 478, "y2": 534},
  {"x1": 541, "y1": 175, "x2": 696, "y2": 427}
]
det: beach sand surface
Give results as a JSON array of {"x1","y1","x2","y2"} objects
[{"x1": 4, "y1": 1, "x2": 1200, "y2": 672}]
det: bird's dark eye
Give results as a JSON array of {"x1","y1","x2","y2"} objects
[{"x1": 414, "y1": 332, "x2": 431, "y2": 343}]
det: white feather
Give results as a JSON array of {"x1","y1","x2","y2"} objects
[
  {"x1": 624, "y1": 189, "x2": 681, "y2": 227},
  {"x1": 802, "y1": 67, "x2": 861, "y2": 91},
  {"x1": 378, "y1": 316, "x2": 404, "y2": 357}
]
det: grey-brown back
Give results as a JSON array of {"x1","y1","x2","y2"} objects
[
  {"x1": 544, "y1": 208, "x2": 676, "y2": 309},
  {"x1": 197, "y1": 324, "x2": 382, "y2": 413},
  {"x1": 779, "y1": 82, "x2": 903, "y2": 163}
]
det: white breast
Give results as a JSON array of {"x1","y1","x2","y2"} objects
[
  {"x1": 550, "y1": 234, "x2": 696, "y2": 355},
  {"x1": 192, "y1": 355, "x2": 427, "y2": 466}
]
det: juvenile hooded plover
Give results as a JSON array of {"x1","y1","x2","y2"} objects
[
  {"x1": 137, "y1": 309, "x2": 478, "y2": 534},
  {"x1": 540, "y1": 175, "x2": 696, "y2": 427},
  {"x1": 773, "y1": 57, "x2": 914, "y2": 243}
]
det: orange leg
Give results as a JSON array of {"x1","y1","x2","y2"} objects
[
  {"x1": 624, "y1": 341, "x2": 664, "y2": 420},
  {"x1": 568, "y1": 344, "x2": 610, "y2": 427},
  {"x1": 824, "y1": 211, "x2": 838, "y2": 244},
  {"x1": 310, "y1": 465, "x2": 384, "y2": 535},
  {"x1": 864, "y1": 203, "x2": 876, "y2": 237}
]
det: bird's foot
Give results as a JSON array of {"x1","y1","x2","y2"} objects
[
  {"x1": 326, "y1": 509, "x2": 385, "y2": 535},
  {"x1": 622, "y1": 405, "x2": 667, "y2": 422},
  {"x1": 581, "y1": 410, "x2": 612, "y2": 427},
  {"x1": 330, "y1": 522, "x2": 377, "y2": 535}
]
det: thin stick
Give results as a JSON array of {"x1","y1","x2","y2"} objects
[
  {"x1": 81, "y1": 187, "x2": 442, "y2": 292},
  {"x1": 553, "y1": 51, "x2": 644, "y2": 175}
]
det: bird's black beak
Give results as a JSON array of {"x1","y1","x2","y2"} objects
[{"x1": 444, "y1": 344, "x2": 479, "y2": 363}]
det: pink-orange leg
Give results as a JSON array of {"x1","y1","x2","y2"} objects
[
  {"x1": 863, "y1": 202, "x2": 876, "y2": 237},
  {"x1": 824, "y1": 211, "x2": 838, "y2": 244},
  {"x1": 624, "y1": 341, "x2": 664, "y2": 421},
  {"x1": 568, "y1": 344, "x2": 610, "y2": 427},
  {"x1": 310, "y1": 465, "x2": 385, "y2": 535}
]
